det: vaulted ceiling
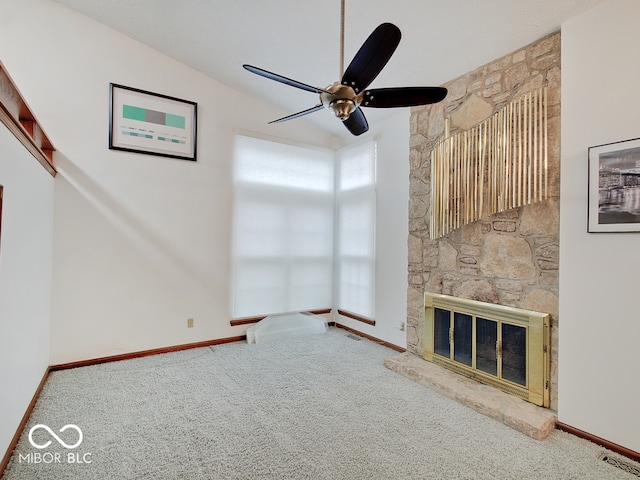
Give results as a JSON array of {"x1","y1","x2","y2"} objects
[{"x1": 52, "y1": 0, "x2": 604, "y2": 141}]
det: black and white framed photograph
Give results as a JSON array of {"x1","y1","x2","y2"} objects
[
  {"x1": 588, "y1": 137, "x2": 640, "y2": 232},
  {"x1": 109, "y1": 83, "x2": 197, "y2": 161}
]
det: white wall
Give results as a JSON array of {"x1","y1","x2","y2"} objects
[
  {"x1": 336, "y1": 110, "x2": 410, "y2": 348},
  {"x1": 560, "y1": 0, "x2": 640, "y2": 453},
  {"x1": 0, "y1": 0, "x2": 415, "y2": 367},
  {"x1": 0, "y1": 0, "x2": 337, "y2": 365},
  {"x1": 0, "y1": 125, "x2": 54, "y2": 456}
]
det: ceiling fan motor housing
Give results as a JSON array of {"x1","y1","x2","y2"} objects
[{"x1": 320, "y1": 82, "x2": 359, "y2": 120}]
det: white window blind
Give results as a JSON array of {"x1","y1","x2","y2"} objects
[
  {"x1": 337, "y1": 141, "x2": 376, "y2": 319},
  {"x1": 232, "y1": 135, "x2": 335, "y2": 318}
]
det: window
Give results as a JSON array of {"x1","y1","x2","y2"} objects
[
  {"x1": 336, "y1": 142, "x2": 376, "y2": 319},
  {"x1": 232, "y1": 135, "x2": 335, "y2": 318}
]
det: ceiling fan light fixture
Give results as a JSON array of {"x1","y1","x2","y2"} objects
[{"x1": 329, "y1": 98, "x2": 356, "y2": 120}]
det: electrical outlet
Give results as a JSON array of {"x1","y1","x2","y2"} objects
[{"x1": 187, "y1": 318, "x2": 194, "y2": 328}]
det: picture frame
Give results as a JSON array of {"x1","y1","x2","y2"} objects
[
  {"x1": 588, "y1": 137, "x2": 640, "y2": 232},
  {"x1": 109, "y1": 83, "x2": 197, "y2": 161}
]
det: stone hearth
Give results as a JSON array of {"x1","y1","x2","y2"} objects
[{"x1": 384, "y1": 352, "x2": 556, "y2": 440}]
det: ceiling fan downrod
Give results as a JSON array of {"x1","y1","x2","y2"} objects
[
  {"x1": 326, "y1": 0, "x2": 358, "y2": 121},
  {"x1": 340, "y1": 0, "x2": 345, "y2": 78}
]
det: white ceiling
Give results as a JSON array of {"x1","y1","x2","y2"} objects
[{"x1": 52, "y1": 0, "x2": 604, "y2": 142}]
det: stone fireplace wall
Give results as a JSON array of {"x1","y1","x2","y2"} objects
[{"x1": 407, "y1": 32, "x2": 560, "y2": 410}]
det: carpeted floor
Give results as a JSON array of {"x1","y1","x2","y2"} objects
[{"x1": 2, "y1": 328, "x2": 639, "y2": 479}]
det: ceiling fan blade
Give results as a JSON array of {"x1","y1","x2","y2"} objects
[
  {"x1": 360, "y1": 86, "x2": 448, "y2": 108},
  {"x1": 269, "y1": 104, "x2": 324, "y2": 124},
  {"x1": 243, "y1": 65, "x2": 327, "y2": 94},
  {"x1": 342, "y1": 107, "x2": 369, "y2": 136},
  {"x1": 341, "y1": 23, "x2": 401, "y2": 93}
]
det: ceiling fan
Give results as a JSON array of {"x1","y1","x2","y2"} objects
[{"x1": 243, "y1": 1, "x2": 447, "y2": 136}]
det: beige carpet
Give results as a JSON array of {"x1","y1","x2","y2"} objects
[{"x1": 2, "y1": 328, "x2": 638, "y2": 479}]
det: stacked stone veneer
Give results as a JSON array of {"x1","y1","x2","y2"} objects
[{"x1": 407, "y1": 32, "x2": 560, "y2": 410}]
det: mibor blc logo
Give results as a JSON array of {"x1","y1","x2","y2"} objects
[
  {"x1": 19, "y1": 424, "x2": 92, "y2": 464},
  {"x1": 29, "y1": 424, "x2": 83, "y2": 449}
]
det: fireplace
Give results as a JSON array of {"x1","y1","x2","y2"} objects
[{"x1": 423, "y1": 292, "x2": 550, "y2": 407}]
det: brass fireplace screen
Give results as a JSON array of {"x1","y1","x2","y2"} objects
[
  {"x1": 423, "y1": 292, "x2": 550, "y2": 407},
  {"x1": 430, "y1": 86, "x2": 548, "y2": 239}
]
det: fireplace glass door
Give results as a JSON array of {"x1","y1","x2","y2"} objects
[
  {"x1": 501, "y1": 323, "x2": 527, "y2": 386},
  {"x1": 432, "y1": 310, "x2": 528, "y2": 387},
  {"x1": 476, "y1": 317, "x2": 497, "y2": 376},
  {"x1": 453, "y1": 312, "x2": 472, "y2": 367},
  {"x1": 433, "y1": 307, "x2": 450, "y2": 358}
]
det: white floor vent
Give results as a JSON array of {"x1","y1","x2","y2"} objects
[{"x1": 246, "y1": 312, "x2": 328, "y2": 344}]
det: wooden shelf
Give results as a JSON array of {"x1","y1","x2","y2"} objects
[{"x1": 0, "y1": 61, "x2": 56, "y2": 176}]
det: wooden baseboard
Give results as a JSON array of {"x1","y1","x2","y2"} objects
[
  {"x1": 0, "y1": 366, "x2": 51, "y2": 476},
  {"x1": 556, "y1": 421, "x2": 640, "y2": 462},
  {"x1": 335, "y1": 323, "x2": 405, "y2": 353},
  {"x1": 50, "y1": 335, "x2": 246, "y2": 371}
]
